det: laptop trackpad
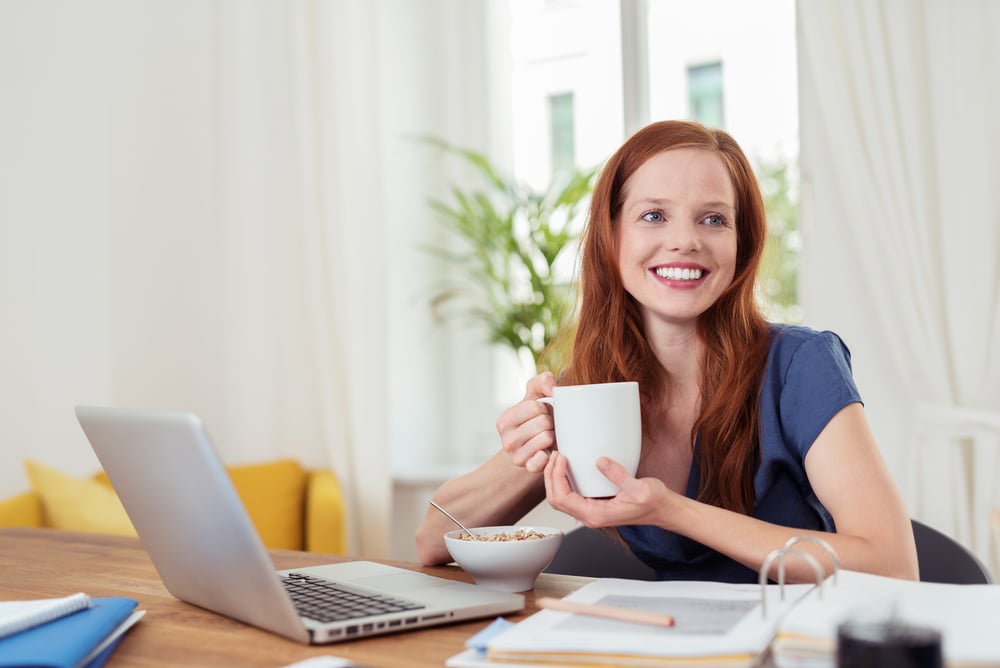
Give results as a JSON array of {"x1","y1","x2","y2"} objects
[
  {"x1": 294, "y1": 561, "x2": 477, "y2": 596},
  {"x1": 352, "y1": 572, "x2": 448, "y2": 592}
]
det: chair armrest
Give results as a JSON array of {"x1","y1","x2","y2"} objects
[
  {"x1": 0, "y1": 491, "x2": 44, "y2": 528},
  {"x1": 305, "y1": 470, "x2": 347, "y2": 554}
]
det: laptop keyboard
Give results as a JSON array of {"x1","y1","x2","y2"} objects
[{"x1": 282, "y1": 572, "x2": 426, "y2": 623}]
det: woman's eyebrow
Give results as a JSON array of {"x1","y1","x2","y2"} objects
[
  {"x1": 627, "y1": 197, "x2": 735, "y2": 212},
  {"x1": 625, "y1": 196, "x2": 672, "y2": 209}
]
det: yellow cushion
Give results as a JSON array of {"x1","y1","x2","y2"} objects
[
  {"x1": 305, "y1": 469, "x2": 347, "y2": 554},
  {"x1": 227, "y1": 459, "x2": 307, "y2": 551},
  {"x1": 92, "y1": 470, "x2": 114, "y2": 489},
  {"x1": 11, "y1": 458, "x2": 343, "y2": 553},
  {"x1": 0, "y1": 490, "x2": 44, "y2": 528},
  {"x1": 23, "y1": 459, "x2": 137, "y2": 537}
]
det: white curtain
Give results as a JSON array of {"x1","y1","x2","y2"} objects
[
  {"x1": 0, "y1": 0, "x2": 496, "y2": 559},
  {"x1": 217, "y1": 0, "x2": 392, "y2": 557},
  {"x1": 797, "y1": 0, "x2": 1000, "y2": 566}
]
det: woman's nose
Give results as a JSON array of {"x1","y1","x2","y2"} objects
[{"x1": 663, "y1": 220, "x2": 700, "y2": 252}]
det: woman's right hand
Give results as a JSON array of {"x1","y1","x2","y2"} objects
[
  {"x1": 416, "y1": 373, "x2": 559, "y2": 566},
  {"x1": 495, "y1": 371, "x2": 558, "y2": 473}
]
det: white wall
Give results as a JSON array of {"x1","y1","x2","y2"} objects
[
  {"x1": 0, "y1": 1, "x2": 504, "y2": 535},
  {"x1": 0, "y1": 2, "x2": 305, "y2": 490},
  {"x1": 1, "y1": 3, "x2": 122, "y2": 489}
]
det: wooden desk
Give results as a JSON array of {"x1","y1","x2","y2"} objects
[{"x1": 0, "y1": 527, "x2": 590, "y2": 667}]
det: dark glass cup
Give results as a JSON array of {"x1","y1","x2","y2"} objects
[{"x1": 837, "y1": 620, "x2": 943, "y2": 668}]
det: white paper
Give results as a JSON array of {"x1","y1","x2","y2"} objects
[{"x1": 488, "y1": 578, "x2": 814, "y2": 663}]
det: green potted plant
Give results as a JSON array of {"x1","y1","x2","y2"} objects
[{"x1": 422, "y1": 137, "x2": 598, "y2": 373}]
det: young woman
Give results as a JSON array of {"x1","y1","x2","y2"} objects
[{"x1": 415, "y1": 120, "x2": 918, "y2": 583}]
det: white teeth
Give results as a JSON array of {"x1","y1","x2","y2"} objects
[{"x1": 655, "y1": 267, "x2": 703, "y2": 281}]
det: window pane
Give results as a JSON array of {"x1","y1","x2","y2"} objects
[
  {"x1": 687, "y1": 61, "x2": 724, "y2": 128},
  {"x1": 548, "y1": 92, "x2": 576, "y2": 177}
]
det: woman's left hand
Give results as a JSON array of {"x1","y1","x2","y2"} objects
[{"x1": 542, "y1": 451, "x2": 676, "y2": 528}]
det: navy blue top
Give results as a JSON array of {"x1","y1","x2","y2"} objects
[{"x1": 618, "y1": 324, "x2": 862, "y2": 583}]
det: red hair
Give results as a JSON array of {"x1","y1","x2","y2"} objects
[{"x1": 559, "y1": 120, "x2": 770, "y2": 514}]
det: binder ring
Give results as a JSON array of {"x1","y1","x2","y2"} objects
[
  {"x1": 782, "y1": 535, "x2": 840, "y2": 586},
  {"x1": 758, "y1": 535, "x2": 840, "y2": 618}
]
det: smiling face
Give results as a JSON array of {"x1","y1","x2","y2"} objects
[{"x1": 615, "y1": 148, "x2": 738, "y2": 335}]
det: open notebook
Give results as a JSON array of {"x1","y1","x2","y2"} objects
[{"x1": 75, "y1": 405, "x2": 523, "y2": 645}]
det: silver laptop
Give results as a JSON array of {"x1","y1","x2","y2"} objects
[{"x1": 75, "y1": 405, "x2": 523, "y2": 644}]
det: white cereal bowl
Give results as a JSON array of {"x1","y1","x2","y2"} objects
[{"x1": 443, "y1": 526, "x2": 564, "y2": 593}]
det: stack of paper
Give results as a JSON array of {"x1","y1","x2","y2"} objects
[
  {"x1": 449, "y1": 578, "x2": 814, "y2": 667},
  {"x1": 450, "y1": 568, "x2": 1000, "y2": 668},
  {"x1": 772, "y1": 570, "x2": 1000, "y2": 668},
  {"x1": 0, "y1": 593, "x2": 144, "y2": 668}
]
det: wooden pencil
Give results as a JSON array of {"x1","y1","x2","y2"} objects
[{"x1": 535, "y1": 596, "x2": 676, "y2": 627}]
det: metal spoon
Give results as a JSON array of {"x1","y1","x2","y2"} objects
[{"x1": 429, "y1": 500, "x2": 482, "y2": 541}]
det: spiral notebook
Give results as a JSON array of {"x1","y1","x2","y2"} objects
[{"x1": 0, "y1": 592, "x2": 91, "y2": 639}]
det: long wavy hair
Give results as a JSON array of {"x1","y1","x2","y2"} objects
[{"x1": 558, "y1": 120, "x2": 771, "y2": 514}]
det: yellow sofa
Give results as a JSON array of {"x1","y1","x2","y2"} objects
[{"x1": 0, "y1": 458, "x2": 346, "y2": 554}]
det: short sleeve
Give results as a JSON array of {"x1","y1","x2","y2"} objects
[{"x1": 776, "y1": 329, "x2": 862, "y2": 459}]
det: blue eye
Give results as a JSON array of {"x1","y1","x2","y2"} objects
[
  {"x1": 641, "y1": 211, "x2": 664, "y2": 223},
  {"x1": 704, "y1": 214, "x2": 726, "y2": 227}
]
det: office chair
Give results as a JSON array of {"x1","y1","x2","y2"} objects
[
  {"x1": 545, "y1": 520, "x2": 995, "y2": 585},
  {"x1": 543, "y1": 526, "x2": 656, "y2": 580},
  {"x1": 911, "y1": 518, "x2": 994, "y2": 584}
]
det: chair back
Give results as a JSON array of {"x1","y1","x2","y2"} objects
[{"x1": 912, "y1": 518, "x2": 994, "y2": 584}]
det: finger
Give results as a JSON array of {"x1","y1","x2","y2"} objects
[
  {"x1": 511, "y1": 436, "x2": 555, "y2": 468},
  {"x1": 595, "y1": 456, "x2": 633, "y2": 487},
  {"x1": 542, "y1": 450, "x2": 556, "y2": 495},
  {"x1": 525, "y1": 449, "x2": 550, "y2": 473},
  {"x1": 524, "y1": 371, "x2": 557, "y2": 399},
  {"x1": 542, "y1": 450, "x2": 555, "y2": 493},
  {"x1": 496, "y1": 399, "x2": 553, "y2": 445},
  {"x1": 544, "y1": 451, "x2": 576, "y2": 499},
  {"x1": 498, "y1": 410, "x2": 555, "y2": 460},
  {"x1": 595, "y1": 457, "x2": 647, "y2": 499},
  {"x1": 545, "y1": 454, "x2": 612, "y2": 526}
]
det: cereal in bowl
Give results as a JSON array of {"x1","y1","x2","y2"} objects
[{"x1": 456, "y1": 528, "x2": 554, "y2": 542}]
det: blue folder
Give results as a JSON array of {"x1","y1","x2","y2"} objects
[{"x1": 0, "y1": 596, "x2": 139, "y2": 668}]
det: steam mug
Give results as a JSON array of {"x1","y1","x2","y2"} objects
[{"x1": 538, "y1": 381, "x2": 641, "y2": 498}]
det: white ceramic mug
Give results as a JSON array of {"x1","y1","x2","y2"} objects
[{"x1": 538, "y1": 381, "x2": 641, "y2": 497}]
